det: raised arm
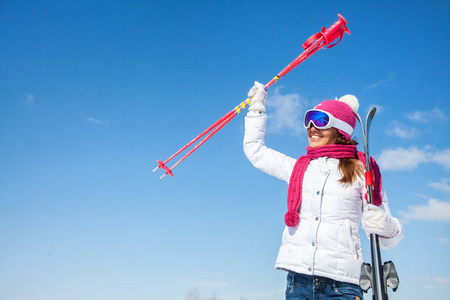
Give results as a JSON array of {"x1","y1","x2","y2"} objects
[{"x1": 243, "y1": 82, "x2": 296, "y2": 183}]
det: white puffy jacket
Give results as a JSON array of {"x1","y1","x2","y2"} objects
[{"x1": 243, "y1": 111, "x2": 404, "y2": 285}]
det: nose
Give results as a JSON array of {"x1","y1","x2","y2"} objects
[{"x1": 306, "y1": 121, "x2": 317, "y2": 130}]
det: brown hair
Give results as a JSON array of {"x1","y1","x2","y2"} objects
[{"x1": 334, "y1": 134, "x2": 364, "y2": 184}]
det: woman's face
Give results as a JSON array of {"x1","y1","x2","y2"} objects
[{"x1": 307, "y1": 125, "x2": 339, "y2": 148}]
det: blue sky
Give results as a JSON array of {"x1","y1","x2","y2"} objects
[{"x1": 0, "y1": 1, "x2": 449, "y2": 299}]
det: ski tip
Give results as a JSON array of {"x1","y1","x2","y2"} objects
[
  {"x1": 368, "y1": 107, "x2": 377, "y2": 118},
  {"x1": 152, "y1": 166, "x2": 159, "y2": 173},
  {"x1": 365, "y1": 107, "x2": 377, "y2": 126}
]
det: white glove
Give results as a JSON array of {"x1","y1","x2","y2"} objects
[
  {"x1": 362, "y1": 204, "x2": 398, "y2": 238},
  {"x1": 248, "y1": 81, "x2": 267, "y2": 112}
]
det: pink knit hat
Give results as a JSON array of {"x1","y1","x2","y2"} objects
[{"x1": 313, "y1": 95, "x2": 359, "y2": 140}]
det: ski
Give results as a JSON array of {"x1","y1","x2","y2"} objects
[
  {"x1": 357, "y1": 108, "x2": 381, "y2": 299},
  {"x1": 357, "y1": 107, "x2": 398, "y2": 300}
]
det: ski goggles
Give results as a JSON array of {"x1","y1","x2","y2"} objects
[{"x1": 303, "y1": 109, "x2": 353, "y2": 136}]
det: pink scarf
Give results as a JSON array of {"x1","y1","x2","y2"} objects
[{"x1": 285, "y1": 144, "x2": 382, "y2": 227}]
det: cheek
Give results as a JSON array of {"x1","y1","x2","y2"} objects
[{"x1": 325, "y1": 131, "x2": 338, "y2": 144}]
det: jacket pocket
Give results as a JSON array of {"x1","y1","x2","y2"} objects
[{"x1": 344, "y1": 220, "x2": 359, "y2": 259}]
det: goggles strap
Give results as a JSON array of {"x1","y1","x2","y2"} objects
[{"x1": 333, "y1": 118, "x2": 353, "y2": 136}]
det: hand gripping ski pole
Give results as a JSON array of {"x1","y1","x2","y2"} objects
[{"x1": 153, "y1": 14, "x2": 350, "y2": 179}]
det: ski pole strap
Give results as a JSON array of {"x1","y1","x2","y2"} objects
[
  {"x1": 302, "y1": 25, "x2": 345, "y2": 49},
  {"x1": 365, "y1": 171, "x2": 375, "y2": 186},
  {"x1": 323, "y1": 28, "x2": 345, "y2": 49},
  {"x1": 302, "y1": 32, "x2": 323, "y2": 49}
]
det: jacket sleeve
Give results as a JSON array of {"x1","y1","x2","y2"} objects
[
  {"x1": 243, "y1": 111, "x2": 297, "y2": 183},
  {"x1": 363, "y1": 187, "x2": 405, "y2": 249}
]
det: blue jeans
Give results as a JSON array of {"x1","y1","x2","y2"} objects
[{"x1": 286, "y1": 271, "x2": 363, "y2": 300}]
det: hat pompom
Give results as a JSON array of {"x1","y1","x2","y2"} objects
[
  {"x1": 284, "y1": 212, "x2": 300, "y2": 227},
  {"x1": 338, "y1": 94, "x2": 359, "y2": 114}
]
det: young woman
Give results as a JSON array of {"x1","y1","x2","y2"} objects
[{"x1": 243, "y1": 82, "x2": 404, "y2": 299}]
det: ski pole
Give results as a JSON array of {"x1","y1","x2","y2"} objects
[
  {"x1": 154, "y1": 14, "x2": 350, "y2": 179},
  {"x1": 155, "y1": 98, "x2": 251, "y2": 179},
  {"x1": 151, "y1": 110, "x2": 236, "y2": 177}
]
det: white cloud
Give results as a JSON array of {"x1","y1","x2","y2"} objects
[
  {"x1": 434, "y1": 277, "x2": 450, "y2": 285},
  {"x1": 422, "y1": 285, "x2": 438, "y2": 290},
  {"x1": 385, "y1": 121, "x2": 417, "y2": 139},
  {"x1": 266, "y1": 88, "x2": 306, "y2": 135},
  {"x1": 400, "y1": 199, "x2": 450, "y2": 223},
  {"x1": 422, "y1": 277, "x2": 450, "y2": 290},
  {"x1": 183, "y1": 279, "x2": 230, "y2": 289},
  {"x1": 429, "y1": 178, "x2": 450, "y2": 193},
  {"x1": 363, "y1": 72, "x2": 396, "y2": 90},
  {"x1": 437, "y1": 238, "x2": 449, "y2": 245},
  {"x1": 429, "y1": 149, "x2": 450, "y2": 169},
  {"x1": 377, "y1": 146, "x2": 450, "y2": 171},
  {"x1": 377, "y1": 146, "x2": 428, "y2": 170},
  {"x1": 86, "y1": 117, "x2": 109, "y2": 125},
  {"x1": 406, "y1": 108, "x2": 447, "y2": 124}
]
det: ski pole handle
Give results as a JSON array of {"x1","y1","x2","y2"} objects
[
  {"x1": 303, "y1": 14, "x2": 350, "y2": 49},
  {"x1": 322, "y1": 14, "x2": 350, "y2": 46},
  {"x1": 267, "y1": 14, "x2": 350, "y2": 88}
]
